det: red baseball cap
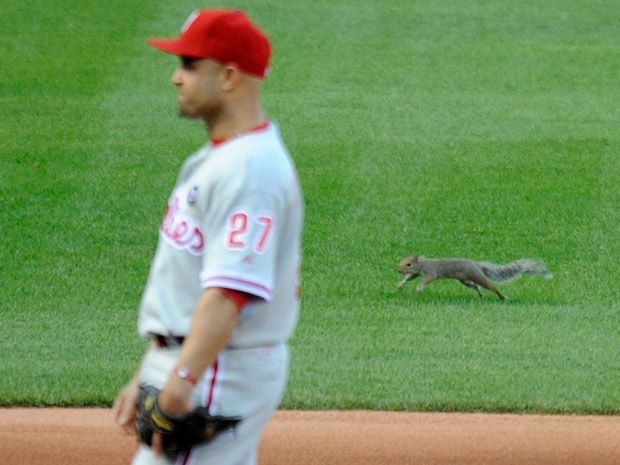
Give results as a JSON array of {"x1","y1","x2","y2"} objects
[{"x1": 148, "y1": 9, "x2": 272, "y2": 79}]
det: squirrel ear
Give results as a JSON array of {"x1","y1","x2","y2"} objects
[{"x1": 412, "y1": 255, "x2": 419, "y2": 263}]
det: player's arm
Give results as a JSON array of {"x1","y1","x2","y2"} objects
[{"x1": 156, "y1": 287, "x2": 241, "y2": 415}]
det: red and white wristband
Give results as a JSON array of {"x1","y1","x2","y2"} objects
[{"x1": 174, "y1": 366, "x2": 199, "y2": 385}]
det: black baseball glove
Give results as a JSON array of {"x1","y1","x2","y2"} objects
[{"x1": 135, "y1": 384, "x2": 241, "y2": 460}]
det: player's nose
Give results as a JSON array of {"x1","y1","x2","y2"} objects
[{"x1": 171, "y1": 68, "x2": 183, "y2": 86}]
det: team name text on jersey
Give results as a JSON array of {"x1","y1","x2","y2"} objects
[{"x1": 161, "y1": 196, "x2": 205, "y2": 256}]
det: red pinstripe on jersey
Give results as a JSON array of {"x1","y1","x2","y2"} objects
[{"x1": 206, "y1": 359, "x2": 219, "y2": 411}]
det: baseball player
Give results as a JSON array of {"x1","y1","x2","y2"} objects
[{"x1": 112, "y1": 8, "x2": 303, "y2": 465}]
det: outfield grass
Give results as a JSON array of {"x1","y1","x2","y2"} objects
[{"x1": 1, "y1": 1, "x2": 618, "y2": 413}]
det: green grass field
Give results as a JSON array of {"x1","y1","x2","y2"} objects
[{"x1": 1, "y1": 1, "x2": 619, "y2": 413}]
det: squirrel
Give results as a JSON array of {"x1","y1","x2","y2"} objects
[{"x1": 397, "y1": 255, "x2": 553, "y2": 300}]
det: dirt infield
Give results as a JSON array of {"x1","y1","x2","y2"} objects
[{"x1": 1, "y1": 409, "x2": 619, "y2": 465}]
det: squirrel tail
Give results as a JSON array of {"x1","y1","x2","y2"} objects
[{"x1": 479, "y1": 259, "x2": 554, "y2": 283}]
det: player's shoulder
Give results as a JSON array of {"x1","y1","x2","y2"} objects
[
  {"x1": 234, "y1": 122, "x2": 286, "y2": 156},
  {"x1": 221, "y1": 124, "x2": 290, "y2": 167}
]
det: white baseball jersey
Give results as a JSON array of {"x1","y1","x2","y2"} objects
[{"x1": 138, "y1": 122, "x2": 303, "y2": 349}]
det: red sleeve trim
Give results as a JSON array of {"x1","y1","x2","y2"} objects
[{"x1": 215, "y1": 287, "x2": 252, "y2": 311}]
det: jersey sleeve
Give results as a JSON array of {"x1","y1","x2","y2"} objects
[{"x1": 199, "y1": 188, "x2": 281, "y2": 301}]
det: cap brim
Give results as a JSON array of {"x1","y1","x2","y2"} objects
[{"x1": 148, "y1": 38, "x2": 197, "y2": 56}]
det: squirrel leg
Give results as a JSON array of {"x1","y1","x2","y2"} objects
[
  {"x1": 476, "y1": 276, "x2": 507, "y2": 300},
  {"x1": 397, "y1": 274, "x2": 416, "y2": 290},
  {"x1": 416, "y1": 275, "x2": 434, "y2": 293},
  {"x1": 460, "y1": 280, "x2": 483, "y2": 298}
]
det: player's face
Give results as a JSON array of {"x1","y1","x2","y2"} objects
[{"x1": 172, "y1": 57, "x2": 224, "y2": 119}]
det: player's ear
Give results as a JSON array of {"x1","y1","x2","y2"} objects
[{"x1": 221, "y1": 64, "x2": 242, "y2": 91}]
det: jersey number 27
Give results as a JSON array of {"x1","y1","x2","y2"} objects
[{"x1": 227, "y1": 211, "x2": 274, "y2": 254}]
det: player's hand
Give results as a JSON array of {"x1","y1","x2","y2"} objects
[
  {"x1": 113, "y1": 376, "x2": 141, "y2": 435},
  {"x1": 150, "y1": 383, "x2": 192, "y2": 457},
  {"x1": 158, "y1": 368, "x2": 195, "y2": 415},
  {"x1": 157, "y1": 386, "x2": 194, "y2": 415}
]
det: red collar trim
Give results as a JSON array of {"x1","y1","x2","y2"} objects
[{"x1": 210, "y1": 121, "x2": 271, "y2": 147}]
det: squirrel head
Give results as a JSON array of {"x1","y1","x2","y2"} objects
[{"x1": 398, "y1": 254, "x2": 421, "y2": 274}]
